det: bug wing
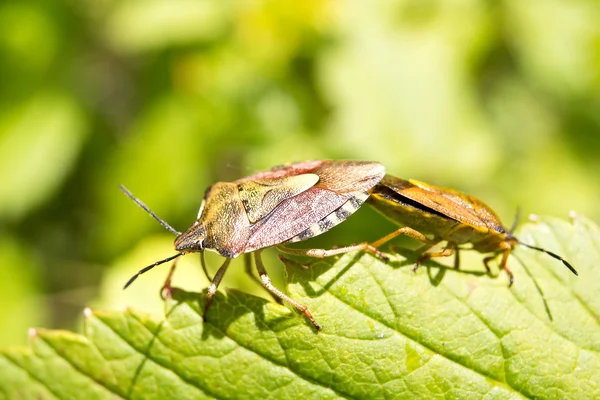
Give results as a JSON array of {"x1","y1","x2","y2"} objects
[
  {"x1": 243, "y1": 160, "x2": 385, "y2": 251},
  {"x1": 238, "y1": 174, "x2": 319, "y2": 224},
  {"x1": 406, "y1": 178, "x2": 502, "y2": 230},
  {"x1": 236, "y1": 160, "x2": 325, "y2": 181},
  {"x1": 237, "y1": 160, "x2": 385, "y2": 193},
  {"x1": 312, "y1": 160, "x2": 386, "y2": 193},
  {"x1": 463, "y1": 194, "x2": 505, "y2": 233},
  {"x1": 190, "y1": 175, "x2": 330, "y2": 257},
  {"x1": 374, "y1": 175, "x2": 487, "y2": 229},
  {"x1": 244, "y1": 188, "x2": 350, "y2": 251}
]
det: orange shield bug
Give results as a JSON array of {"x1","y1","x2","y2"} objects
[
  {"x1": 120, "y1": 160, "x2": 386, "y2": 330},
  {"x1": 366, "y1": 175, "x2": 578, "y2": 285}
]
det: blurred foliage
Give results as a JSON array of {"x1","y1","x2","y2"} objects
[{"x1": 1, "y1": 0, "x2": 599, "y2": 348}]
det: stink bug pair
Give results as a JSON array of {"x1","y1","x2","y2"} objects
[
  {"x1": 121, "y1": 160, "x2": 386, "y2": 330},
  {"x1": 122, "y1": 161, "x2": 577, "y2": 330},
  {"x1": 366, "y1": 175, "x2": 578, "y2": 285}
]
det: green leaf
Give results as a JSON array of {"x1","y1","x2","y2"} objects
[
  {"x1": 0, "y1": 91, "x2": 87, "y2": 221},
  {"x1": 1, "y1": 215, "x2": 599, "y2": 399},
  {"x1": 103, "y1": 0, "x2": 231, "y2": 53},
  {"x1": 0, "y1": 236, "x2": 47, "y2": 347}
]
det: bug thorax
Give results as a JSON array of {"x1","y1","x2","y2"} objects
[{"x1": 174, "y1": 221, "x2": 206, "y2": 253}]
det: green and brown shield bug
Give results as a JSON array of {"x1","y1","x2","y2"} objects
[
  {"x1": 120, "y1": 160, "x2": 386, "y2": 330},
  {"x1": 366, "y1": 175, "x2": 578, "y2": 285}
]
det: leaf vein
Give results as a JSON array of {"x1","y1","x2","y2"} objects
[
  {"x1": 37, "y1": 336, "x2": 126, "y2": 399},
  {"x1": 97, "y1": 312, "x2": 223, "y2": 400},
  {"x1": 545, "y1": 223, "x2": 600, "y2": 331},
  {"x1": 2, "y1": 353, "x2": 62, "y2": 400},
  {"x1": 193, "y1": 302, "x2": 353, "y2": 400},
  {"x1": 324, "y1": 262, "x2": 517, "y2": 395}
]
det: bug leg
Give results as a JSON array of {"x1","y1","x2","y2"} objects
[
  {"x1": 254, "y1": 251, "x2": 321, "y2": 331},
  {"x1": 243, "y1": 252, "x2": 257, "y2": 282},
  {"x1": 483, "y1": 248, "x2": 514, "y2": 286},
  {"x1": 371, "y1": 227, "x2": 437, "y2": 249},
  {"x1": 203, "y1": 258, "x2": 231, "y2": 321},
  {"x1": 374, "y1": 227, "x2": 440, "y2": 262},
  {"x1": 482, "y1": 256, "x2": 495, "y2": 274},
  {"x1": 414, "y1": 244, "x2": 455, "y2": 272},
  {"x1": 200, "y1": 251, "x2": 210, "y2": 281},
  {"x1": 160, "y1": 258, "x2": 180, "y2": 299},
  {"x1": 245, "y1": 253, "x2": 283, "y2": 304},
  {"x1": 278, "y1": 243, "x2": 387, "y2": 262},
  {"x1": 453, "y1": 245, "x2": 460, "y2": 270},
  {"x1": 498, "y1": 247, "x2": 514, "y2": 286},
  {"x1": 277, "y1": 226, "x2": 440, "y2": 264}
]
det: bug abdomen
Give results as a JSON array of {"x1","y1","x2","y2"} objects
[{"x1": 286, "y1": 191, "x2": 370, "y2": 243}]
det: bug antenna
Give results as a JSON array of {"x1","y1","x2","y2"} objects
[
  {"x1": 509, "y1": 208, "x2": 522, "y2": 234},
  {"x1": 123, "y1": 252, "x2": 185, "y2": 289},
  {"x1": 517, "y1": 241, "x2": 578, "y2": 276},
  {"x1": 119, "y1": 185, "x2": 181, "y2": 235}
]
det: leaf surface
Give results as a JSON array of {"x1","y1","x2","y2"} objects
[{"x1": 1, "y1": 215, "x2": 598, "y2": 399}]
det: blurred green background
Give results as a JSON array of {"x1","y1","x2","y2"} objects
[{"x1": 1, "y1": 0, "x2": 599, "y2": 347}]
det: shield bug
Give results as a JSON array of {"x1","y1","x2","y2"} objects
[
  {"x1": 366, "y1": 175, "x2": 578, "y2": 285},
  {"x1": 120, "y1": 160, "x2": 386, "y2": 330}
]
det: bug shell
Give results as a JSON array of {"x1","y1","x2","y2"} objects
[
  {"x1": 369, "y1": 175, "x2": 508, "y2": 251},
  {"x1": 175, "y1": 160, "x2": 385, "y2": 258}
]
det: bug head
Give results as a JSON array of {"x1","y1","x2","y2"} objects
[{"x1": 174, "y1": 222, "x2": 206, "y2": 253}]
